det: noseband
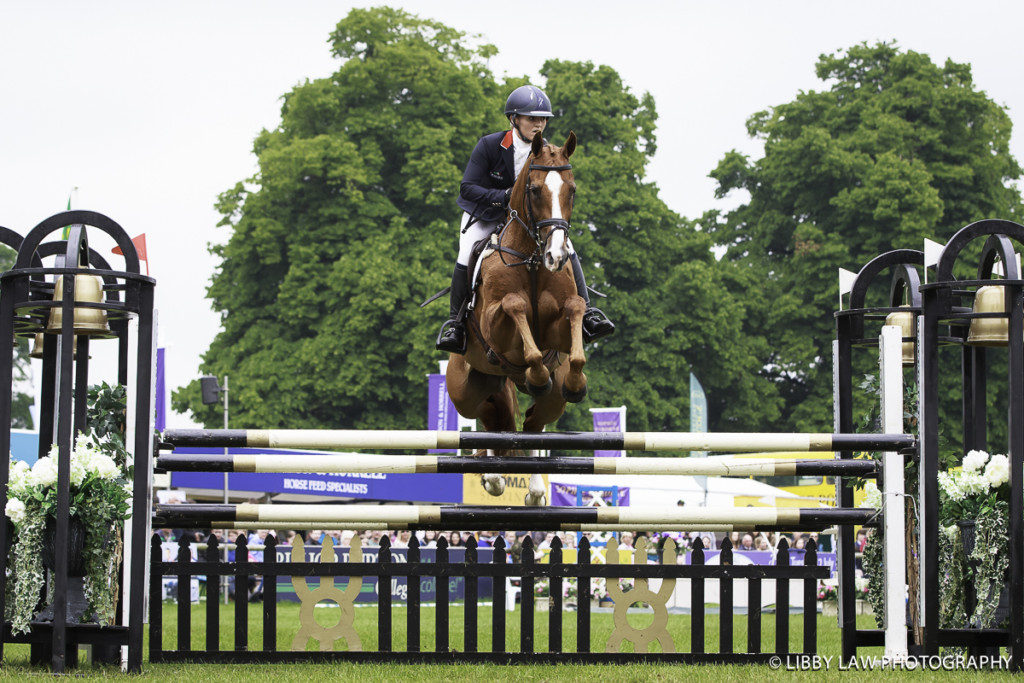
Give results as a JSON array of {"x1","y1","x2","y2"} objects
[{"x1": 496, "y1": 162, "x2": 573, "y2": 270}]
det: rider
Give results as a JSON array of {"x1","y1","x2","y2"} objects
[{"x1": 435, "y1": 84, "x2": 615, "y2": 353}]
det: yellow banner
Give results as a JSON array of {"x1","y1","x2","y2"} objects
[{"x1": 462, "y1": 473, "x2": 549, "y2": 505}]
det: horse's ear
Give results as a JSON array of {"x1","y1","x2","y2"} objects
[
  {"x1": 563, "y1": 131, "x2": 576, "y2": 158},
  {"x1": 531, "y1": 130, "x2": 544, "y2": 157}
]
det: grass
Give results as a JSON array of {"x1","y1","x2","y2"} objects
[{"x1": 0, "y1": 601, "x2": 1009, "y2": 680}]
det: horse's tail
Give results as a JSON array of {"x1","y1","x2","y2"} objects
[{"x1": 502, "y1": 377, "x2": 521, "y2": 429}]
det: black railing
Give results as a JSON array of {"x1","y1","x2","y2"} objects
[{"x1": 150, "y1": 532, "x2": 828, "y2": 664}]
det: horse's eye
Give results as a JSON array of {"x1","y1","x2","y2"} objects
[{"x1": 530, "y1": 186, "x2": 542, "y2": 195}]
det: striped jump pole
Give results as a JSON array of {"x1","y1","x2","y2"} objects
[
  {"x1": 152, "y1": 503, "x2": 878, "y2": 532},
  {"x1": 156, "y1": 452, "x2": 879, "y2": 477},
  {"x1": 161, "y1": 428, "x2": 914, "y2": 453}
]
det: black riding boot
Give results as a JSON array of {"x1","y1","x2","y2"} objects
[
  {"x1": 436, "y1": 264, "x2": 470, "y2": 353},
  {"x1": 570, "y1": 253, "x2": 615, "y2": 342}
]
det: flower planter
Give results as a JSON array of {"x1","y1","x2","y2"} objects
[
  {"x1": 958, "y1": 520, "x2": 1009, "y2": 628},
  {"x1": 36, "y1": 516, "x2": 90, "y2": 624},
  {"x1": 42, "y1": 516, "x2": 87, "y2": 577},
  {"x1": 535, "y1": 596, "x2": 550, "y2": 612}
]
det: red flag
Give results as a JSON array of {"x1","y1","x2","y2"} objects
[{"x1": 112, "y1": 234, "x2": 148, "y2": 275}]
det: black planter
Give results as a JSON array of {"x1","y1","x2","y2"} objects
[
  {"x1": 36, "y1": 515, "x2": 91, "y2": 624},
  {"x1": 958, "y1": 520, "x2": 1010, "y2": 628},
  {"x1": 42, "y1": 515, "x2": 87, "y2": 577}
]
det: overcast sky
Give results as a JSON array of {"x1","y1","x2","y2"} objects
[{"x1": 2, "y1": 1, "x2": 1022, "y2": 428}]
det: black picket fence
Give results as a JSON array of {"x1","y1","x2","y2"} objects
[{"x1": 149, "y1": 532, "x2": 828, "y2": 664}]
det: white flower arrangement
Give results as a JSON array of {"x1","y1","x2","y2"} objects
[
  {"x1": 962, "y1": 449, "x2": 989, "y2": 473},
  {"x1": 5, "y1": 434, "x2": 131, "y2": 634}
]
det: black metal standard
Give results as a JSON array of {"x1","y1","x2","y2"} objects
[
  {"x1": 148, "y1": 532, "x2": 828, "y2": 664},
  {"x1": 834, "y1": 248, "x2": 923, "y2": 658},
  {"x1": 917, "y1": 219, "x2": 1024, "y2": 667},
  {"x1": 0, "y1": 211, "x2": 155, "y2": 673}
]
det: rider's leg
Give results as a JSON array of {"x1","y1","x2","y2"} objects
[
  {"x1": 569, "y1": 252, "x2": 615, "y2": 342},
  {"x1": 436, "y1": 214, "x2": 495, "y2": 353}
]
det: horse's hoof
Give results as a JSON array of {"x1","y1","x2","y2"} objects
[
  {"x1": 524, "y1": 492, "x2": 547, "y2": 507},
  {"x1": 561, "y1": 383, "x2": 587, "y2": 403},
  {"x1": 526, "y1": 377, "x2": 553, "y2": 397},
  {"x1": 483, "y1": 474, "x2": 506, "y2": 496}
]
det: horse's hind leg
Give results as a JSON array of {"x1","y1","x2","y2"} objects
[
  {"x1": 521, "y1": 384, "x2": 570, "y2": 507},
  {"x1": 447, "y1": 358, "x2": 517, "y2": 496},
  {"x1": 500, "y1": 293, "x2": 552, "y2": 395}
]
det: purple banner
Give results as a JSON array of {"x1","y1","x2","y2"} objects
[
  {"x1": 428, "y1": 373, "x2": 459, "y2": 453},
  {"x1": 170, "y1": 447, "x2": 463, "y2": 503},
  {"x1": 551, "y1": 481, "x2": 629, "y2": 506},
  {"x1": 155, "y1": 347, "x2": 166, "y2": 432},
  {"x1": 591, "y1": 407, "x2": 625, "y2": 457}
]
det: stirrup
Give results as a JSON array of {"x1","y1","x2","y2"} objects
[
  {"x1": 436, "y1": 319, "x2": 467, "y2": 354},
  {"x1": 582, "y1": 307, "x2": 615, "y2": 343}
]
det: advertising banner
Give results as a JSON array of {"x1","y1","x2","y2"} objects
[
  {"x1": 550, "y1": 482, "x2": 629, "y2": 507},
  {"x1": 589, "y1": 406, "x2": 626, "y2": 458},
  {"x1": 427, "y1": 373, "x2": 459, "y2": 454},
  {"x1": 170, "y1": 447, "x2": 463, "y2": 503}
]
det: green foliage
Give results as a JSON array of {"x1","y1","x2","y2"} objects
[
  {"x1": 0, "y1": 245, "x2": 33, "y2": 429},
  {"x1": 705, "y1": 42, "x2": 1024, "y2": 432},
  {"x1": 86, "y1": 382, "x2": 128, "y2": 468},
  {"x1": 174, "y1": 8, "x2": 778, "y2": 435}
]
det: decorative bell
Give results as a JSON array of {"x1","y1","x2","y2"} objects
[
  {"x1": 46, "y1": 274, "x2": 110, "y2": 337},
  {"x1": 966, "y1": 285, "x2": 1009, "y2": 347},
  {"x1": 30, "y1": 332, "x2": 76, "y2": 359},
  {"x1": 884, "y1": 309, "x2": 916, "y2": 366}
]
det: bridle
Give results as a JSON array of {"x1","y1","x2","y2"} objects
[{"x1": 495, "y1": 162, "x2": 574, "y2": 270}]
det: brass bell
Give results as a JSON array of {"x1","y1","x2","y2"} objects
[
  {"x1": 29, "y1": 332, "x2": 76, "y2": 359},
  {"x1": 884, "y1": 309, "x2": 916, "y2": 366},
  {"x1": 46, "y1": 274, "x2": 110, "y2": 337},
  {"x1": 967, "y1": 285, "x2": 1009, "y2": 346}
]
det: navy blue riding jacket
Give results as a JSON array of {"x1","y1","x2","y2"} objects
[{"x1": 457, "y1": 129, "x2": 517, "y2": 223}]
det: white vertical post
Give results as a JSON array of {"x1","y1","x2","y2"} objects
[{"x1": 880, "y1": 325, "x2": 908, "y2": 659}]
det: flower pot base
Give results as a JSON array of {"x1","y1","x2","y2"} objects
[{"x1": 34, "y1": 578, "x2": 92, "y2": 624}]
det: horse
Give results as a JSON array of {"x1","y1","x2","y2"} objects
[{"x1": 445, "y1": 131, "x2": 588, "y2": 506}]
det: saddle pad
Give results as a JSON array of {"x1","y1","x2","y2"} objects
[{"x1": 467, "y1": 234, "x2": 499, "y2": 311}]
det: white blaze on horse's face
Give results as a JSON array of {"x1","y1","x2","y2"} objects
[{"x1": 542, "y1": 171, "x2": 571, "y2": 272}]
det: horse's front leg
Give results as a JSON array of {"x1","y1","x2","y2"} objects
[
  {"x1": 500, "y1": 292, "x2": 551, "y2": 395},
  {"x1": 561, "y1": 296, "x2": 588, "y2": 402}
]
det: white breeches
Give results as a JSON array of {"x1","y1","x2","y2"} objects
[{"x1": 457, "y1": 213, "x2": 499, "y2": 266}]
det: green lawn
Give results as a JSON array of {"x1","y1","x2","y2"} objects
[{"x1": 0, "y1": 602, "x2": 1007, "y2": 680}]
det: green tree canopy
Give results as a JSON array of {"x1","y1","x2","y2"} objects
[
  {"x1": 173, "y1": 7, "x2": 779, "y2": 435},
  {"x1": 705, "y1": 42, "x2": 1024, "y2": 433}
]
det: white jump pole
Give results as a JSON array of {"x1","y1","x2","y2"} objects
[{"x1": 880, "y1": 324, "x2": 909, "y2": 659}]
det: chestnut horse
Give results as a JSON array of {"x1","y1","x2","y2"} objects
[{"x1": 446, "y1": 131, "x2": 587, "y2": 506}]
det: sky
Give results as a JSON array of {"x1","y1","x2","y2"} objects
[{"x1": 1, "y1": 1, "x2": 1022, "y2": 428}]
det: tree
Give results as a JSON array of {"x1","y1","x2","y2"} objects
[
  {"x1": 540, "y1": 60, "x2": 781, "y2": 432},
  {"x1": 174, "y1": 8, "x2": 779, "y2": 436},
  {"x1": 705, "y1": 42, "x2": 1024, "y2": 433},
  {"x1": 175, "y1": 7, "x2": 502, "y2": 428},
  {"x1": 0, "y1": 245, "x2": 34, "y2": 429}
]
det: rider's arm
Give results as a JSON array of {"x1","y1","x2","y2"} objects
[{"x1": 459, "y1": 137, "x2": 510, "y2": 209}]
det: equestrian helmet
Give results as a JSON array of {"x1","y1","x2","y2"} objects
[{"x1": 504, "y1": 85, "x2": 554, "y2": 118}]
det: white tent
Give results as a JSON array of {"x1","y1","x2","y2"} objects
[{"x1": 549, "y1": 473, "x2": 802, "y2": 508}]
